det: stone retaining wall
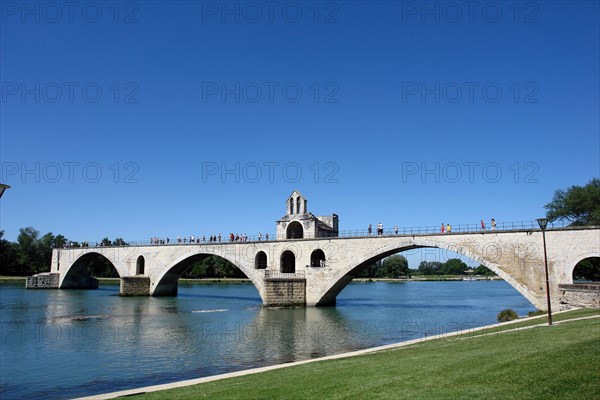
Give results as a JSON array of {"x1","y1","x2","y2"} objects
[
  {"x1": 264, "y1": 279, "x2": 306, "y2": 307},
  {"x1": 558, "y1": 283, "x2": 600, "y2": 310}
]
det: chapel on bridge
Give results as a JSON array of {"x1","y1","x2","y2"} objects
[{"x1": 275, "y1": 191, "x2": 339, "y2": 239}]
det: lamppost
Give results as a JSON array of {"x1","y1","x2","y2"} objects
[
  {"x1": 537, "y1": 218, "x2": 552, "y2": 326},
  {"x1": 0, "y1": 184, "x2": 10, "y2": 199}
]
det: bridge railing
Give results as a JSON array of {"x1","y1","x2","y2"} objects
[
  {"x1": 335, "y1": 220, "x2": 568, "y2": 237},
  {"x1": 264, "y1": 270, "x2": 306, "y2": 279},
  {"x1": 58, "y1": 220, "x2": 570, "y2": 248}
]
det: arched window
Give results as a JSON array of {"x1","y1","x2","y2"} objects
[
  {"x1": 255, "y1": 251, "x2": 268, "y2": 269},
  {"x1": 290, "y1": 198, "x2": 294, "y2": 215},
  {"x1": 573, "y1": 257, "x2": 600, "y2": 282},
  {"x1": 136, "y1": 255, "x2": 145, "y2": 275},
  {"x1": 311, "y1": 249, "x2": 326, "y2": 268},
  {"x1": 280, "y1": 250, "x2": 295, "y2": 273},
  {"x1": 296, "y1": 197, "x2": 301, "y2": 214},
  {"x1": 286, "y1": 221, "x2": 303, "y2": 239}
]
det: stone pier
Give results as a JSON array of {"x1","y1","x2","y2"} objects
[
  {"x1": 26, "y1": 272, "x2": 60, "y2": 289},
  {"x1": 264, "y1": 278, "x2": 306, "y2": 307},
  {"x1": 120, "y1": 276, "x2": 151, "y2": 296}
]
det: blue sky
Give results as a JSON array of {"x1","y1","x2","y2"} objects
[{"x1": 1, "y1": 1, "x2": 598, "y2": 266}]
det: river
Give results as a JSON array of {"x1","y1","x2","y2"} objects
[{"x1": 0, "y1": 280, "x2": 535, "y2": 399}]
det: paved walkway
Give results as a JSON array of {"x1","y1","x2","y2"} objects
[{"x1": 76, "y1": 309, "x2": 598, "y2": 400}]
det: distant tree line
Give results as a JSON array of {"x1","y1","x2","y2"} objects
[
  {"x1": 182, "y1": 256, "x2": 247, "y2": 279},
  {"x1": 1, "y1": 228, "x2": 64, "y2": 276},
  {"x1": 356, "y1": 255, "x2": 496, "y2": 278},
  {"x1": 0, "y1": 227, "x2": 129, "y2": 277},
  {"x1": 0, "y1": 227, "x2": 246, "y2": 278}
]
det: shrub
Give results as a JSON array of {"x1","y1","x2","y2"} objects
[
  {"x1": 497, "y1": 309, "x2": 519, "y2": 322},
  {"x1": 527, "y1": 310, "x2": 546, "y2": 317}
]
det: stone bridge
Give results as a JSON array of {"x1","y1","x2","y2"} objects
[{"x1": 39, "y1": 226, "x2": 600, "y2": 310}]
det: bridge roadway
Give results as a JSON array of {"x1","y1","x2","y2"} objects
[{"x1": 46, "y1": 226, "x2": 600, "y2": 310}]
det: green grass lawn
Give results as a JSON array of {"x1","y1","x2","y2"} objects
[{"x1": 133, "y1": 309, "x2": 600, "y2": 400}]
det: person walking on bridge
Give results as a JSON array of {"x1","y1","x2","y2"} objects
[{"x1": 368, "y1": 224, "x2": 372, "y2": 235}]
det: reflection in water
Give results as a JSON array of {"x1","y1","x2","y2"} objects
[{"x1": 0, "y1": 280, "x2": 535, "y2": 400}]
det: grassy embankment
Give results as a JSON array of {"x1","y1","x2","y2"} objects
[{"x1": 131, "y1": 308, "x2": 599, "y2": 400}]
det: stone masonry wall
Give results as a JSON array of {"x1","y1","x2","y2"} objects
[
  {"x1": 120, "y1": 276, "x2": 151, "y2": 296},
  {"x1": 26, "y1": 273, "x2": 60, "y2": 289},
  {"x1": 558, "y1": 283, "x2": 600, "y2": 310},
  {"x1": 264, "y1": 279, "x2": 306, "y2": 307}
]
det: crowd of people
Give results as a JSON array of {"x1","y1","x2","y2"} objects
[
  {"x1": 367, "y1": 218, "x2": 498, "y2": 236},
  {"x1": 148, "y1": 232, "x2": 273, "y2": 245},
  {"x1": 87, "y1": 219, "x2": 502, "y2": 248},
  {"x1": 367, "y1": 223, "x2": 394, "y2": 235},
  {"x1": 440, "y1": 218, "x2": 496, "y2": 233}
]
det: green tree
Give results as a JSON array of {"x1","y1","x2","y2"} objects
[
  {"x1": 52, "y1": 235, "x2": 68, "y2": 248},
  {"x1": 418, "y1": 261, "x2": 443, "y2": 275},
  {"x1": 113, "y1": 238, "x2": 128, "y2": 246},
  {"x1": 0, "y1": 231, "x2": 21, "y2": 275},
  {"x1": 545, "y1": 178, "x2": 600, "y2": 226},
  {"x1": 17, "y1": 227, "x2": 41, "y2": 274},
  {"x1": 87, "y1": 256, "x2": 119, "y2": 277},
  {"x1": 375, "y1": 255, "x2": 409, "y2": 278},
  {"x1": 35, "y1": 232, "x2": 56, "y2": 273},
  {"x1": 182, "y1": 256, "x2": 246, "y2": 279},
  {"x1": 357, "y1": 260, "x2": 381, "y2": 278},
  {"x1": 473, "y1": 265, "x2": 496, "y2": 276},
  {"x1": 440, "y1": 258, "x2": 469, "y2": 275}
]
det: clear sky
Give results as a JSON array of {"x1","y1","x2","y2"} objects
[{"x1": 1, "y1": 1, "x2": 598, "y2": 267}]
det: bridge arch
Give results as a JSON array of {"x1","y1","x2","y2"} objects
[
  {"x1": 255, "y1": 251, "x2": 268, "y2": 269},
  {"x1": 311, "y1": 249, "x2": 326, "y2": 268},
  {"x1": 286, "y1": 221, "x2": 303, "y2": 239},
  {"x1": 313, "y1": 239, "x2": 537, "y2": 307},
  {"x1": 280, "y1": 250, "x2": 296, "y2": 273},
  {"x1": 152, "y1": 251, "x2": 263, "y2": 298},
  {"x1": 568, "y1": 252, "x2": 600, "y2": 282},
  {"x1": 61, "y1": 251, "x2": 123, "y2": 289}
]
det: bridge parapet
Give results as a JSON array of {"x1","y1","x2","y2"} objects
[{"x1": 264, "y1": 270, "x2": 306, "y2": 280}]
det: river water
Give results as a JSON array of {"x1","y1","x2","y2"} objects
[{"x1": 0, "y1": 280, "x2": 535, "y2": 399}]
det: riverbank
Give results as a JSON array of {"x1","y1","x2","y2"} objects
[
  {"x1": 354, "y1": 275, "x2": 501, "y2": 282},
  {"x1": 79, "y1": 308, "x2": 600, "y2": 400},
  {"x1": 0, "y1": 276, "x2": 500, "y2": 284},
  {"x1": 0, "y1": 276, "x2": 27, "y2": 282},
  {"x1": 0, "y1": 276, "x2": 253, "y2": 283}
]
